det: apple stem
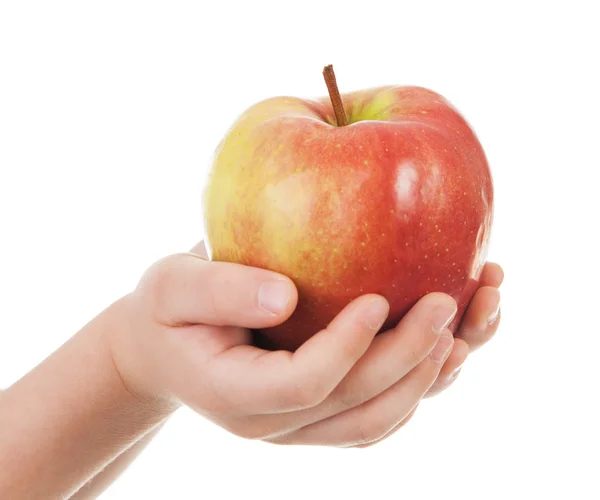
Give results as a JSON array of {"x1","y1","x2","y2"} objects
[{"x1": 322, "y1": 65, "x2": 348, "y2": 127}]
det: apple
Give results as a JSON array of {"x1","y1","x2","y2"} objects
[{"x1": 203, "y1": 66, "x2": 493, "y2": 351}]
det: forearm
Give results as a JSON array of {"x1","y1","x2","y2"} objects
[
  {"x1": 70, "y1": 422, "x2": 165, "y2": 499},
  {"x1": 0, "y1": 297, "x2": 178, "y2": 499}
]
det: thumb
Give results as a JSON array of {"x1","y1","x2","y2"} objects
[{"x1": 138, "y1": 252, "x2": 298, "y2": 329}]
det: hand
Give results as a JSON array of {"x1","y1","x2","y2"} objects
[
  {"x1": 425, "y1": 262, "x2": 504, "y2": 398},
  {"x1": 108, "y1": 242, "x2": 461, "y2": 448}
]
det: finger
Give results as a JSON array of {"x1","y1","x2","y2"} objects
[
  {"x1": 226, "y1": 293, "x2": 456, "y2": 436},
  {"x1": 479, "y1": 262, "x2": 504, "y2": 288},
  {"x1": 137, "y1": 253, "x2": 298, "y2": 328},
  {"x1": 328, "y1": 293, "x2": 457, "y2": 407},
  {"x1": 189, "y1": 240, "x2": 208, "y2": 259},
  {"x1": 267, "y1": 331, "x2": 453, "y2": 447},
  {"x1": 351, "y1": 404, "x2": 419, "y2": 448},
  {"x1": 455, "y1": 286, "x2": 501, "y2": 351},
  {"x1": 206, "y1": 295, "x2": 390, "y2": 415},
  {"x1": 424, "y1": 338, "x2": 469, "y2": 398}
]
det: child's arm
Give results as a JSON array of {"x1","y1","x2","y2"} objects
[
  {"x1": 70, "y1": 423, "x2": 165, "y2": 499},
  {"x1": 0, "y1": 296, "x2": 174, "y2": 498},
  {"x1": 0, "y1": 244, "x2": 502, "y2": 499}
]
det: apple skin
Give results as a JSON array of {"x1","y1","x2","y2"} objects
[{"x1": 203, "y1": 86, "x2": 493, "y2": 351}]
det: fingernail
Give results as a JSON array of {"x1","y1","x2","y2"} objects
[
  {"x1": 449, "y1": 366, "x2": 463, "y2": 381},
  {"x1": 432, "y1": 303, "x2": 458, "y2": 335},
  {"x1": 430, "y1": 334, "x2": 454, "y2": 363},
  {"x1": 487, "y1": 299, "x2": 501, "y2": 325},
  {"x1": 258, "y1": 280, "x2": 292, "y2": 315},
  {"x1": 362, "y1": 297, "x2": 390, "y2": 331}
]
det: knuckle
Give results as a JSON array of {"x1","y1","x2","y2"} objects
[
  {"x1": 402, "y1": 334, "x2": 431, "y2": 370},
  {"x1": 356, "y1": 407, "x2": 419, "y2": 447},
  {"x1": 364, "y1": 421, "x2": 390, "y2": 444},
  {"x1": 408, "y1": 345, "x2": 424, "y2": 369},
  {"x1": 334, "y1": 383, "x2": 364, "y2": 411},
  {"x1": 356, "y1": 409, "x2": 390, "y2": 445},
  {"x1": 291, "y1": 376, "x2": 329, "y2": 409},
  {"x1": 401, "y1": 331, "x2": 434, "y2": 370},
  {"x1": 137, "y1": 254, "x2": 183, "y2": 302}
]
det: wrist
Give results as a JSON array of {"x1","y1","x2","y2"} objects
[{"x1": 102, "y1": 295, "x2": 181, "y2": 419}]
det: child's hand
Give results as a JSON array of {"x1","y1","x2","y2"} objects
[
  {"x1": 108, "y1": 243, "x2": 498, "y2": 448},
  {"x1": 425, "y1": 262, "x2": 504, "y2": 398}
]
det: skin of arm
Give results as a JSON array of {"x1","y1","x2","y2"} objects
[
  {"x1": 70, "y1": 423, "x2": 165, "y2": 499},
  {"x1": 0, "y1": 297, "x2": 178, "y2": 499}
]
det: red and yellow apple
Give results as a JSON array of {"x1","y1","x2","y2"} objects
[{"x1": 203, "y1": 67, "x2": 493, "y2": 351}]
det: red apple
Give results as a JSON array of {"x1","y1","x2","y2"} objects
[{"x1": 203, "y1": 66, "x2": 493, "y2": 351}]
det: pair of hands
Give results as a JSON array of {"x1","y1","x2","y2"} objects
[{"x1": 110, "y1": 241, "x2": 503, "y2": 448}]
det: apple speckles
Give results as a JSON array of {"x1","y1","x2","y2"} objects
[
  {"x1": 361, "y1": 242, "x2": 366, "y2": 247},
  {"x1": 381, "y1": 232, "x2": 385, "y2": 237},
  {"x1": 405, "y1": 242, "x2": 409, "y2": 246},
  {"x1": 363, "y1": 160, "x2": 369, "y2": 165},
  {"x1": 358, "y1": 145, "x2": 363, "y2": 150},
  {"x1": 363, "y1": 266, "x2": 368, "y2": 271},
  {"x1": 392, "y1": 284, "x2": 396, "y2": 288},
  {"x1": 336, "y1": 143, "x2": 341, "y2": 148},
  {"x1": 452, "y1": 262, "x2": 456, "y2": 266},
  {"x1": 424, "y1": 254, "x2": 428, "y2": 259},
  {"x1": 385, "y1": 148, "x2": 389, "y2": 152},
  {"x1": 419, "y1": 110, "x2": 428, "y2": 114},
  {"x1": 445, "y1": 248, "x2": 449, "y2": 252},
  {"x1": 394, "y1": 258, "x2": 398, "y2": 263}
]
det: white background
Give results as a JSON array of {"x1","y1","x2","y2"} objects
[{"x1": 1, "y1": 1, "x2": 599, "y2": 499}]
